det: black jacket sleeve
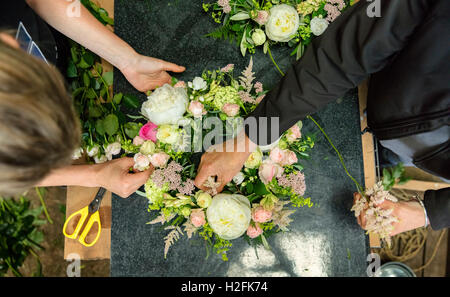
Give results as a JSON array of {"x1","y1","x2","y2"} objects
[
  {"x1": 247, "y1": 0, "x2": 431, "y2": 143},
  {"x1": 424, "y1": 188, "x2": 450, "y2": 230}
]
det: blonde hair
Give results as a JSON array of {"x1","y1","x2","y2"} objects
[{"x1": 0, "y1": 37, "x2": 81, "y2": 196}]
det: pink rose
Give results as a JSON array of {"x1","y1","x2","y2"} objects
[
  {"x1": 190, "y1": 209, "x2": 206, "y2": 227},
  {"x1": 150, "y1": 152, "x2": 170, "y2": 168},
  {"x1": 269, "y1": 147, "x2": 284, "y2": 164},
  {"x1": 252, "y1": 206, "x2": 272, "y2": 223},
  {"x1": 139, "y1": 122, "x2": 158, "y2": 142},
  {"x1": 258, "y1": 160, "x2": 283, "y2": 184},
  {"x1": 247, "y1": 224, "x2": 263, "y2": 238},
  {"x1": 286, "y1": 124, "x2": 301, "y2": 142},
  {"x1": 254, "y1": 10, "x2": 269, "y2": 25},
  {"x1": 222, "y1": 103, "x2": 240, "y2": 117},
  {"x1": 174, "y1": 81, "x2": 186, "y2": 88},
  {"x1": 133, "y1": 135, "x2": 145, "y2": 146},
  {"x1": 133, "y1": 153, "x2": 150, "y2": 171},
  {"x1": 188, "y1": 100, "x2": 207, "y2": 118},
  {"x1": 280, "y1": 150, "x2": 298, "y2": 166}
]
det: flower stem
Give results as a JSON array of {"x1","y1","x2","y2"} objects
[
  {"x1": 307, "y1": 115, "x2": 364, "y2": 194},
  {"x1": 35, "y1": 187, "x2": 53, "y2": 224},
  {"x1": 267, "y1": 47, "x2": 285, "y2": 76}
]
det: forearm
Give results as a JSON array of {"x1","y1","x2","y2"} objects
[
  {"x1": 26, "y1": 0, "x2": 137, "y2": 70},
  {"x1": 38, "y1": 164, "x2": 101, "y2": 188}
]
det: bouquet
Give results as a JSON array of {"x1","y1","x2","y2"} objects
[
  {"x1": 130, "y1": 59, "x2": 316, "y2": 260},
  {"x1": 203, "y1": 0, "x2": 351, "y2": 74}
]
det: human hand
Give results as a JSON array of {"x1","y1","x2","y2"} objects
[
  {"x1": 95, "y1": 157, "x2": 153, "y2": 198},
  {"x1": 353, "y1": 193, "x2": 427, "y2": 236},
  {"x1": 194, "y1": 132, "x2": 257, "y2": 194},
  {"x1": 120, "y1": 54, "x2": 185, "y2": 92}
]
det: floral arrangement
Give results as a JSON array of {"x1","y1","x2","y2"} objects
[
  {"x1": 130, "y1": 60, "x2": 316, "y2": 260},
  {"x1": 203, "y1": 0, "x2": 351, "y2": 73}
]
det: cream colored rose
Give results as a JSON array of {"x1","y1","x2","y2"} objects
[
  {"x1": 244, "y1": 148, "x2": 263, "y2": 169},
  {"x1": 157, "y1": 124, "x2": 180, "y2": 145},
  {"x1": 206, "y1": 194, "x2": 251, "y2": 240},
  {"x1": 141, "y1": 84, "x2": 188, "y2": 125},
  {"x1": 252, "y1": 29, "x2": 267, "y2": 46},
  {"x1": 265, "y1": 4, "x2": 300, "y2": 42},
  {"x1": 310, "y1": 16, "x2": 329, "y2": 36}
]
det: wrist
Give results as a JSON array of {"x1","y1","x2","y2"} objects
[
  {"x1": 118, "y1": 50, "x2": 140, "y2": 73},
  {"x1": 399, "y1": 201, "x2": 427, "y2": 229},
  {"x1": 88, "y1": 163, "x2": 106, "y2": 188}
]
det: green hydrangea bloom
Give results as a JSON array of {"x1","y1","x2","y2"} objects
[
  {"x1": 145, "y1": 179, "x2": 169, "y2": 210},
  {"x1": 212, "y1": 86, "x2": 240, "y2": 110}
]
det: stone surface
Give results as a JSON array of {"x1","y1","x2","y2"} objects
[{"x1": 111, "y1": 0, "x2": 368, "y2": 277}]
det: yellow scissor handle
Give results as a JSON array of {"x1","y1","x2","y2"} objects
[
  {"x1": 63, "y1": 206, "x2": 89, "y2": 239},
  {"x1": 78, "y1": 211, "x2": 102, "y2": 247}
]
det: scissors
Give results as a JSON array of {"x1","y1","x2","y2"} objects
[{"x1": 63, "y1": 188, "x2": 106, "y2": 247}]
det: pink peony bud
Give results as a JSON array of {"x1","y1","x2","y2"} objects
[
  {"x1": 258, "y1": 160, "x2": 283, "y2": 184},
  {"x1": 190, "y1": 209, "x2": 206, "y2": 227},
  {"x1": 247, "y1": 224, "x2": 263, "y2": 238},
  {"x1": 222, "y1": 103, "x2": 240, "y2": 117},
  {"x1": 252, "y1": 206, "x2": 272, "y2": 223},
  {"x1": 133, "y1": 135, "x2": 145, "y2": 146},
  {"x1": 150, "y1": 152, "x2": 170, "y2": 168},
  {"x1": 139, "y1": 122, "x2": 158, "y2": 142},
  {"x1": 188, "y1": 100, "x2": 207, "y2": 118}
]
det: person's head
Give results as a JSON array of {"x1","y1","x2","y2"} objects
[{"x1": 0, "y1": 33, "x2": 81, "y2": 196}]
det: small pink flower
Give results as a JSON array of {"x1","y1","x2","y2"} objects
[
  {"x1": 247, "y1": 224, "x2": 263, "y2": 238},
  {"x1": 254, "y1": 10, "x2": 269, "y2": 26},
  {"x1": 222, "y1": 103, "x2": 240, "y2": 117},
  {"x1": 254, "y1": 81, "x2": 263, "y2": 93},
  {"x1": 133, "y1": 135, "x2": 145, "y2": 146},
  {"x1": 252, "y1": 206, "x2": 272, "y2": 223},
  {"x1": 258, "y1": 160, "x2": 283, "y2": 184},
  {"x1": 280, "y1": 150, "x2": 298, "y2": 166},
  {"x1": 150, "y1": 152, "x2": 170, "y2": 168},
  {"x1": 174, "y1": 81, "x2": 186, "y2": 88},
  {"x1": 188, "y1": 100, "x2": 207, "y2": 118},
  {"x1": 286, "y1": 124, "x2": 301, "y2": 142},
  {"x1": 269, "y1": 147, "x2": 284, "y2": 164},
  {"x1": 190, "y1": 209, "x2": 206, "y2": 227},
  {"x1": 139, "y1": 122, "x2": 158, "y2": 142},
  {"x1": 220, "y1": 64, "x2": 234, "y2": 73}
]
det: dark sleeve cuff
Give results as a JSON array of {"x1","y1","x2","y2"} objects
[{"x1": 423, "y1": 188, "x2": 450, "y2": 230}]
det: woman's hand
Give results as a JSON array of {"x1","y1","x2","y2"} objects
[
  {"x1": 120, "y1": 54, "x2": 185, "y2": 92},
  {"x1": 94, "y1": 157, "x2": 153, "y2": 198},
  {"x1": 353, "y1": 193, "x2": 427, "y2": 236}
]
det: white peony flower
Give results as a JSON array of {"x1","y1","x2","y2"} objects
[
  {"x1": 141, "y1": 84, "x2": 188, "y2": 125},
  {"x1": 86, "y1": 145, "x2": 100, "y2": 157},
  {"x1": 72, "y1": 147, "x2": 83, "y2": 160},
  {"x1": 190, "y1": 77, "x2": 207, "y2": 91},
  {"x1": 252, "y1": 29, "x2": 267, "y2": 46},
  {"x1": 156, "y1": 124, "x2": 180, "y2": 145},
  {"x1": 94, "y1": 154, "x2": 107, "y2": 164},
  {"x1": 206, "y1": 194, "x2": 252, "y2": 240},
  {"x1": 232, "y1": 172, "x2": 245, "y2": 185},
  {"x1": 265, "y1": 4, "x2": 300, "y2": 42},
  {"x1": 104, "y1": 142, "x2": 122, "y2": 160},
  {"x1": 310, "y1": 17, "x2": 329, "y2": 36}
]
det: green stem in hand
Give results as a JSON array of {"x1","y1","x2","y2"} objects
[
  {"x1": 307, "y1": 115, "x2": 364, "y2": 194},
  {"x1": 35, "y1": 187, "x2": 53, "y2": 224}
]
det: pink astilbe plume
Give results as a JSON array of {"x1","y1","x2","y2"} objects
[
  {"x1": 239, "y1": 57, "x2": 255, "y2": 92},
  {"x1": 324, "y1": 3, "x2": 341, "y2": 22},
  {"x1": 217, "y1": 0, "x2": 231, "y2": 13},
  {"x1": 238, "y1": 91, "x2": 256, "y2": 104},
  {"x1": 152, "y1": 161, "x2": 195, "y2": 195},
  {"x1": 277, "y1": 172, "x2": 306, "y2": 196}
]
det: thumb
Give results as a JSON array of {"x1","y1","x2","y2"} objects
[
  {"x1": 118, "y1": 157, "x2": 136, "y2": 170},
  {"x1": 161, "y1": 60, "x2": 185, "y2": 73}
]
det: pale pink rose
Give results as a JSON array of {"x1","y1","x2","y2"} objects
[
  {"x1": 188, "y1": 100, "x2": 207, "y2": 118},
  {"x1": 252, "y1": 206, "x2": 272, "y2": 223},
  {"x1": 254, "y1": 10, "x2": 269, "y2": 25},
  {"x1": 222, "y1": 103, "x2": 240, "y2": 117},
  {"x1": 286, "y1": 124, "x2": 301, "y2": 142},
  {"x1": 247, "y1": 224, "x2": 263, "y2": 238},
  {"x1": 280, "y1": 150, "x2": 298, "y2": 166},
  {"x1": 174, "y1": 81, "x2": 186, "y2": 88},
  {"x1": 190, "y1": 209, "x2": 206, "y2": 227},
  {"x1": 133, "y1": 135, "x2": 145, "y2": 146},
  {"x1": 269, "y1": 147, "x2": 284, "y2": 164},
  {"x1": 150, "y1": 152, "x2": 170, "y2": 168},
  {"x1": 133, "y1": 153, "x2": 150, "y2": 171},
  {"x1": 139, "y1": 122, "x2": 158, "y2": 142},
  {"x1": 258, "y1": 160, "x2": 283, "y2": 184}
]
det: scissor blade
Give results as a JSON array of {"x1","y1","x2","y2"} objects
[{"x1": 88, "y1": 187, "x2": 106, "y2": 213}]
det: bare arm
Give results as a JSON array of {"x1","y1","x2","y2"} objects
[{"x1": 26, "y1": 0, "x2": 185, "y2": 91}]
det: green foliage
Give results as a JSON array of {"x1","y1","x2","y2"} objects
[
  {"x1": 0, "y1": 196, "x2": 46, "y2": 277},
  {"x1": 382, "y1": 163, "x2": 410, "y2": 191},
  {"x1": 81, "y1": 0, "x2": 114, "y2": 26}
]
